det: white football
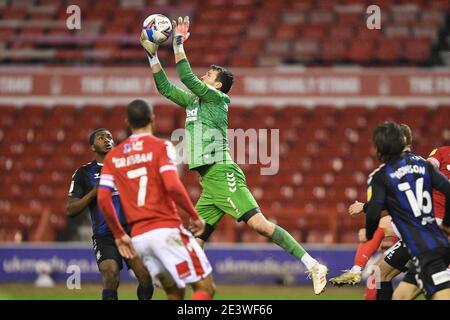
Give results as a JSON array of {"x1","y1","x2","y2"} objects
[{"x1": 142, "y1": 14, "x2": 172, "y2": 45}]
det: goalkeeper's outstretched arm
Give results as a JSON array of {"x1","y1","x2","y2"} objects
[
  {"x1": 140, "y1": 30, "x2": 194, "y2": 108},
  {"x1": 172, "y1": 17, "x2": 190, "y2": 64},
  {"x1": 172, "y1": 16, "x2": 221, "y2": 102}
]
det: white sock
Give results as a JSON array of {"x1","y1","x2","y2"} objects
[
  {"x1": 301, "y1": 253, "x2": 319, "y2": 270},
  {"x1": 350, "y1": 265, "x2": 362, "y2": 273}
]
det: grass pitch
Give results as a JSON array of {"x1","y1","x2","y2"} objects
[{"x1": 0, "y1": 283, "x2": 365, "y2": 300}]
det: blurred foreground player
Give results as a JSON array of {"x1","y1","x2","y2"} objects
[
  {"x1": 98, "y1": 100, "x2": 215, "y2": 300},
  {"x1": 331, "y1": 124, "x2": 414, "y2": 300},
  {"x1": 67, "y1": 128, "x2": 153, "y2": 300},
  {"x1": 391, "y1": 145, "x2": 450, "y2": 300},
  {"x1": 364, "y1": 122, "x2": 450, "y2": 300}
]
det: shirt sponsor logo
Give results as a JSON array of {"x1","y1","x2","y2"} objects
[{"x1": 186, "y1": 107, "x2": 198, "y2": 122}]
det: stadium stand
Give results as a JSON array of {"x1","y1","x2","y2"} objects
[
  {"x1": 0, "y1": 0, "x2": 449, "y2": 66},
  {"x1": 0, "y1": 0, "x2": 449, "y2": 243},
  {"x1": 0, "y1": 104, "x2": 449, "y2": 243}
]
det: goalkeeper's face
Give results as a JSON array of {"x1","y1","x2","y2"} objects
[
  {"x1": 92, "y1": 130, "x2": 114, "y2": 155},
  {"x1": 201, "y1": 69, "x2": 222, "y2": 91}
]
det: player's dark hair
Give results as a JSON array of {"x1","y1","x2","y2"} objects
[
  {"x1": 399, "y1": 123, "x2": 412, "y2": 147},
  {"x1": 127, "y1": 99, "x2": 153, "y2": 129},
  {"x1": 211, "y1": 64, "x2": 234, "y2": 94},
  {"x1": 89, "y1": 128, "x2": 108, "y2": 146},
  {"x1": 373, "y1": 122, "x2": 406, "y2": 163}
]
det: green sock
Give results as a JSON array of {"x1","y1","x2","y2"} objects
[{"x1": 271, "y1": 225, "x2": 307, "y2": 259}]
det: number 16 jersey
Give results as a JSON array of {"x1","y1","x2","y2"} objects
[
  {"x1": 367, "y1": 152, "x2": 450, "y2": 257},
  {"x1": 99, "y1": 133, "x2": 182, "y2": 237}
]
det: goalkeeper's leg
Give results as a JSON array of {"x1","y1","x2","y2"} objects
[
  {"x1": 245, "y1": 212, "x2": 328, "y2": 295},
  {"x1": 196, "y1": 162, "x2": 328, "y2": 294}
]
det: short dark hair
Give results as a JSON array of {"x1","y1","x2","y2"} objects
[
  {"x1": 211, "y1": 64, "x2": 234, "y2": 94},
  {"x1": 89, "y1": 128, "x2": 108, "y2": 146},
  {"x1": 399, "y1": 123, "x2": 412, "y2": 146},
  {"x1": 372, "y1": 122, "x2": 406, "y2": 163},
  {"x1": 127, "y1": 99, "x2": 153, "y2": 129}
]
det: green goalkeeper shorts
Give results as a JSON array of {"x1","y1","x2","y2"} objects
[{"x1": 195, "y1": 162, "x2": 260, "y2": 229}]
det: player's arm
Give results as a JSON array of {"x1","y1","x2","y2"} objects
[
  {"x1": 140, "y1": 30, "x2": 195, "y2": 108},
  {"x1": 97, "y1": 186, "x2": 135, "y2": 259},
  {"x1": 66, "y1": 169, "x2": 97, "y2": 217},
  {"x1": 158, "y1": 141, "x2": 204, "y2": 236},
  {"x1": 160, "y1": 169, "x2": 204, "y2": 236},
  {"x1": 348, "y1": 201, "x2": 386, "y2": 216},
  {"x1": 429, "y1": 162, "x2": 450, "y2": 232},
  {"x1": 427, "y1": 148, "x2": 441, "y2": 168},
  {"x1": 97, "y1": 170, "x2": 126, "y2": 239},
  {"x1": 365, "y1": 174, "x2": 386, "y2": 240},
  {"x1": 97, "y1": 162, "x2": 136, "y2": 258},
  {"x1": 172, "y1": 17, "x2": 221, "y2": 102}
]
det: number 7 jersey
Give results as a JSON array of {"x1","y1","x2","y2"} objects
[
  {"x1": 99, "y1": 133, "x2": 182, "y2": 237},
  {"x1": 367, "y1": 151, "x2": 450, "y2": 257}
]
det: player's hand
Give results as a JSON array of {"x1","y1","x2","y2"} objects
[
  {"x1": 172, "y1": 16, "x2": 190, "y2": 48},
  {"x1": 188, "y1": 218, "x2": 205, "y2": 237},
  {"x1": 358, "y1": 228, "x2": 368, "y2": 243},
  {"x1": 140, "y1": 29, "x2": 158, "y2": 57},
  {"x1": 349, "y1": 201, "x2": 365, "y2": 216},
  {"x1": 115, "y1": 234, "x2": 136, "y2": 259},
  {"x1": 439, "y1": 223, "x2": 450, "y2": 236}
]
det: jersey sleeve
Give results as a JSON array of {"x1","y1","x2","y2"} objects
[
  {"x1": 365, "y1": 172, "x2": 386, "y2": 240},
  {"x1": 429, "y1": 161, "x2": 450, "y2": 193},
  {"x1": 157, "y1": 140, "x2": 199, "y2": 220},
  {"x1": 68, "y1": 168, "x2": 85, "y2": 199},
  {"x1": 429, "y1": 162, "x2": 450, "y2": 227},
  {"x1": 99, "y1": 157, "x2": 117, "y2": 191},
  {"x1": 176, "y1": 59, "x2": 222, "y2": 103},
  {"x1": 158, "y1": 140, "x2": 178, "y2": 175},
  {"x1": 427, "y1": 148, "x2": 441, "y2": 168},
  {"x1": 153, "y1": 67, "x2": 196, "y2": 108}
]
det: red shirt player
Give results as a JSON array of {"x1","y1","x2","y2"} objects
[
  {"x1": 97, "y1": 99, "x2": 214, "y2": 300},
  {"x1": 427, "y1": 146, "x2": 450, "y2": 225}
]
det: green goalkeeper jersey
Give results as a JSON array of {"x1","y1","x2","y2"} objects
[{"x1": 153, "y1": 59, "x2": 233, "y2": 169}]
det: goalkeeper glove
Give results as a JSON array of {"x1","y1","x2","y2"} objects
[
  {"x1": 140, "y1": 29, "x2": 160, "y2": 67},
  {"x1": 172, "y1": 16, "x2": 190, "y2": 54}
]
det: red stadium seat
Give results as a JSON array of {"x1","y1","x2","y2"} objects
[
  {"x1": 0, "y1": 106, "x2": 18, "y2": 128},
  {"x1": 328, "y1": 25, "x2": 355, "y2": 41},
  {"x1": 300, "y1": 24, "x2": 328, "y2": 40},
  {"x1": 375, "y1": 39, "x2": 402, "y2": 63},
  {"x1": 347, "y1": 39, "x2": 375, "y2": 64},
  {"x1": 404, "y1": 39, "x2": 432, "y2": 63},
  {"x1": 229, "y1": 54, "x2": 256, "y2": 67}
]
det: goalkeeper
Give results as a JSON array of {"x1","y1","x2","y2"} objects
[{"x1": 140, "y1": 17, "x2": 328, "y2": 295}]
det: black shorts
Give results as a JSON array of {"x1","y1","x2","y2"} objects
[
  {"x1": 401, "y1": 268, "x2": 418, "y2": 286},
  {"x1": 384, "y1": 240, "x2": 411, "y2": 273},
  {"x1": 411, "y1": 247, "x2": 450, "y2": 300},
  {"x1": 92, "y1": 234, "x2": 130, "y2": 270}
]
